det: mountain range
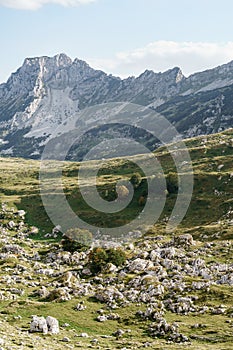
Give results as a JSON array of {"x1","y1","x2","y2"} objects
[{"x1": 0, "y1": 53, "x2": 233, "y2": 159}]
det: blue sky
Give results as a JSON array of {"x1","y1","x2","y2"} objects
[{"x1": 1, "y1": 0, "x2": 233, "y2": 82}]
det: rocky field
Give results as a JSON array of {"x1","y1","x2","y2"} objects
[
  {"x1": 0, "y1": 129, "x2": 232, "y2": 349},
  {"x1": 0, "y1": 205, "x2": 233, "y2": 349}
]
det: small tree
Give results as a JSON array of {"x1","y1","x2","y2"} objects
[
  {"x1": 89, "y1": 247, "x2": 108, "y2": 274},
  {"x1": 62, "y1": 228, "x2": 93, "y2": 253},
  {"x1": 138, "y1": 196, "x2": 146, "y2": 206},
  {"x1": 106, "y1": 248, "x2": 126, "y2": 266},
  {"x1": 130, "y1": 172, "x2": 142, "y2": 189},
  {"x1": 88, "y1": 247, "x2": 126, "y2": 274},
  {"x1": 166, "y1": 172, "x2": 179, "y2": 194}
]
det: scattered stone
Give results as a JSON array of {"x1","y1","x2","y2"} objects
[
  {"x1": 97, "y1": 315, "x2": 108, "y2": 322},
  {"x1": 80, "y1": 333, "x2": 89, "y2": 338},
  {"x1": 148, "y1": 318, "x2": 189, "y2": 343},
  {"x1": 102, "y1": 263, "x2": 118, "y2": 273},
  {"x1": 74, "y1": 302, "x2": 86, "y2": 311},
  {"x1": 113, "y1": 329, "x2": 125, "y2": 338},
  {"x1": 62, "y1": 337, "x2": 70, "y2": 342},
  {"x1": 30, "y1": 226, "x2": 39, "y2": 235},
  {"x1": 91, "y1": 338, "x2": 99, "y2": 344},
  {"x1": 35, "y1": 286, "x2": 49, "y2": 298},
  {"x1": 1, "y1": 204, "x2": 233, "y2": 348}
]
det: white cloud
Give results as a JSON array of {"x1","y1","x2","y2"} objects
[
  {"x1": 88, "y1": 41, "x2": 233, "y2": 78},
  {"x1": 0, "y1": 0, "x2": 96, "y2": 10}
]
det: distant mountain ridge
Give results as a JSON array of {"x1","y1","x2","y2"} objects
[{"x1": 0, "y1": 53, "x2": 233, "y2": 159}]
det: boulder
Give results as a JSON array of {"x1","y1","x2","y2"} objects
[
  {"x1": 30, "y1": 316, "x2": 48, "y2": 334},
  {"x1": 128, "y1": 258, "x2": 149, "y2": 273},
  {"x1": 96, "y1": 315, "x2": 108, "y2": 322},
  {"x1": 35, "y1": 286, "x2": 49, "y2": 298},
  {"x1": 62, "y1": 337, "x2": 70, "y2": 342},
  {"x1": 46, "y1": 316, "x2": 59, "y2": 334}
]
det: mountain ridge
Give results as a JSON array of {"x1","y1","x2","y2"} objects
[{"x1": 0, "y1": 54, "x2": 233, "y2": 159}]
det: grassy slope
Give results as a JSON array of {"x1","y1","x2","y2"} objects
[
  {"x1": 0, "y1": 129, "x2": 233, "y2": 349},
  {"x1": 0, "y1": 128, "x2": 232, "y2": 239}
]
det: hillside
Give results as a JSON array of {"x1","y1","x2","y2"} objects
[
  {"x1": 0, "y1": 130, "x2": 232, "y2": 349},
  {"x1": 0, "y1": 129, "x2": 232, "y2": 239}
]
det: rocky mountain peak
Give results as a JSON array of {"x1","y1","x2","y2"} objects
[
  {"x1": 181, "y1": 59, "x2": 233, "y2": 94},
  {"x1": 136, "y1": 66, "x2": 185, "y2": 86},
  {"x1": 53, "y1": 53, "x2": 73, "y2": 66},
  {"x1": 0, "y1": 55, "x2": 233, "y2": 158},
  {"x1": 173, "y1": 67, "x2": 185, "y2": 83},
  {"x1": 73, "y1": 57, "x2": 90, "y2": 68},
  {"x1": 23, "y1": 53, "x2": 72, "y2": 68},
  {"x1": 138, "y1": 69, "x2": 155, "y2": 78},
  {"x1": 162, "y1": 67, "x2": 185, "y2": 82}
]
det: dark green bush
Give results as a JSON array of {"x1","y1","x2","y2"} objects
[
  {"x1": 106, "y1": 248, "x2": 126, "y2": 266},
  {"x1": 130, "y1": 172, "x2": 142, "y2": 188},
  {"x1": 62, "y1": 228, "x2": 93, "y2": 253},
  {"x1": 100, "y1": 185, "x2": 117, "y2": 202},
  {"x1": 89, "y1": 246, "x2": 126, "y2": 274},
  {"x1": 89, "y1": 247, "x2": 109, "y2": 274},
  {"x1": 166, "y1": 172, "x2": 179, "y2": 194}
]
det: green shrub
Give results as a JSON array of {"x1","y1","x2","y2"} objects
[
  {"x1": 61, "y1": 228, "x2": 93, "y2": 253},
  {"x1": 0, "y1": 257, "x2": 18, "y2": 267},
  {"x1": 166, "y1": 172, "x2": 179, "y2": 194},
  {"x1": 130, "y1": 172, "x2": 142, "y2": 188},
  {"x1": 89, "y1": 247, "x2": 109, "y2": 274},
  {"x1": 100, "y1": 186, "x2": 117, "y2": 202},
  {"x1": 89, "y1": 246, "x2": 126, "y2": 274},
  {"x1": 106, "y1": 247, "x2": 126, "y2": 266}
]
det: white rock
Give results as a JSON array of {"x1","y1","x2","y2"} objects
[
  {"x1": 97, "y1": 315, "x2": 108, "y2": 322},
  {"x1": 30, "y1": 316, "x2": 48, "y2": 334},
  {"x1": 80, "y1": 333, "x2": 89, "y2": 337},
  {"x1": 62, "y1": 337, "x2": 70, "y2": 342},
  {"x1": 128, "y1": 258, "x2": 148, "y2": 273},
  {"x1": 46, "y1": 316, "x2": 59, "y2": 334},
  {"x1": 17, "y1": 210, "x2": 26, "y2": 217}
]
